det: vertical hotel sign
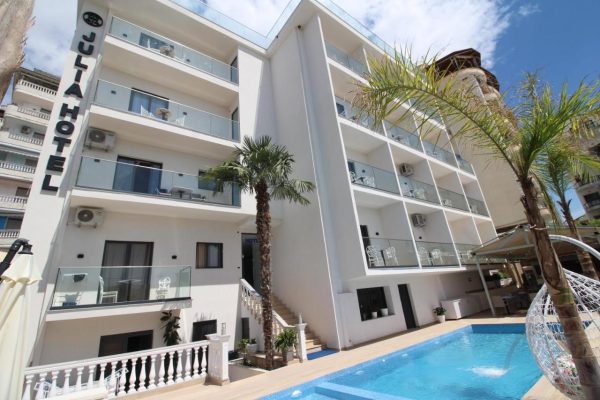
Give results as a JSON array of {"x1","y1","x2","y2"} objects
[{"x1": 41, "y1": 11, "x2": 104, "y2": 192}]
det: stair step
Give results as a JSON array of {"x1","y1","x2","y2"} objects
[
  {"x1": 306, "y1": 345, "x2": 323, "y2": 354},
  {"x1": 305, "y1": 339, "x2": 321, "y2": 347}
]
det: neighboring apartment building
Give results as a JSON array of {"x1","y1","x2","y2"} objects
[
  {"x1": 23, "y1": 0, "x2": 502, "y2": 367},
  {"x1": 574, "y1": 118, "x2": 600, "y2": 219},
  {"x1": 0, "y1": 68, "x2": 59, "y2": 257}
]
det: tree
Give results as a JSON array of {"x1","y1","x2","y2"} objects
[
  {"x1": 204, "y1": 136, "x2": 314, "y2": 370},
  {"x1": 539, "y1": 143, "x2": 600, "y2": 280},
  {"x1": 0, "y1": 0, "x2": 35, "y2": 100},
  {"x1": 354, "y1": 50, "x2": 600, "y2": 398}
]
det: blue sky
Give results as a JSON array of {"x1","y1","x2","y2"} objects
[{"x1": 17, "y1": 0, "x2": 600, "y2": 218}]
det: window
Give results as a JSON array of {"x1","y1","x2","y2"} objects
[
  {"x1": 198, "y1": 170, "x2": 217, "y2": 191},
  {"x1": 196, "y1": 242, "x2": 223, "y2": 268},
  {"x1": 230, "y1": 57, "x2": 238, "y2": 83},
  {"x1": 113, "y1": 156, "x2": 162, "y2": 195},
  {"x1": 139, "y1": 33, "x2": 172, "y2": 52},
  {"x1": 24, "y1": 158, "x2": 37, "y2": 168},
  {"x1": 357, "y1": 287, "x2": 388, "y2": 321},
  {"x1": 128, "y1": 88, "x2": 169, "y2": 119},
  {"x1": 584, "y1": 192, "x2": 600, "y2": 205},
  {"x1": 15, "y1": 187, "x2": 30, "y2": 197}
]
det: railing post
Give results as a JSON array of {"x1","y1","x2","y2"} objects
[
  {"x1": 206, "y1": 334, "x2": 230, "y2": 385},
  {"x1": 295, "y1": 320, "x2": 308, "y2": 362}
]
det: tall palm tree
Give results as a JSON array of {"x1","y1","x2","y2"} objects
[
  {"x1": 0, "y1": 0, "x2": 35, "y2": 100},
  {"x1": 204, "y1": 136, "x2": 314, "y2": 370},
  {"x1": 355, "y1": 50, "x2": 600, "y2": 398},
  {"x1": 539, "y1": 143, "x2": 600, "y2": 280}
]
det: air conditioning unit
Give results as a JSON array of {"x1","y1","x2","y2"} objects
[
  {"x1": 21, "y1": 126, "x2": 33, "y2": 135},
  {"x1": 74, "y1": 207, "x2": 104, "y2": 228},
  {"x1": 399, "y1": 163, "x2": 414, "y2": 177},
  {"x1": 411, "y1": 213, "x2": 427, "y2": 227},
  {"x1": 85, "y1": 128, "x2": 115, "y2": 151}
]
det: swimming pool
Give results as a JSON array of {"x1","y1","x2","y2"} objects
[{"x1": 263, "y1": 324, "x2": 542, "y2": 400}]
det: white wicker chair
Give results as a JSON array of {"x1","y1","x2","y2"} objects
[{"x1": 365, "y1": 245, "x2": 385, "y2": 267}]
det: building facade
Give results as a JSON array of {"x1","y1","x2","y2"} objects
[
  {"x1": 574, "y1": 119, "x2": 600, "y2": 219},
  {"x1": 23, "y1": 0, "x2": 503, "y2": 367},
  {"x1": 0, "y1": 68, "x2": 59, "y2": 257}
]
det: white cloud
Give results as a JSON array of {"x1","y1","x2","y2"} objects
[
  {"x1": 517, "y1": 3, "x2": 540, "y2": 17},
  {"x1": 24, "y1": 0, "x2": 528, "y2": 76}
]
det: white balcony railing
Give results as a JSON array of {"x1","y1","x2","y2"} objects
[
  {"x1": 0, "y1": 195, "x2": 28, "y2": 210},
  {"x1": 0, "y1": 161, "x2": 36, "y2": 174},
  {"x1": 22, "y1": 340, "x2": 209, "y2": 399},
  {"x1": 0, "y1": 229, "x2": 20, "y2": 239},
  {"x1": 16, "y1": 106, "x2": 51, "y2": 121},
  {"x1": 16, "y1": 79, "x2": 57, "y2": 97},
  {"x1": 8, "y1": 131, "x2": 44, "y2": 146}
]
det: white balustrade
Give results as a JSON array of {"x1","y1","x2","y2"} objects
[
  {"x1": 16, "y1": 106, "x2": 51, "y2": 120},
  {"x1": 9, "y1": 131, "x2": 44, "y2": 146},
  {"x1": 22, "y1": 340, "x2": 209, "y2": 399},
  {"x1": 0, "y1": 161, "x2": 36, "y2": 173},
  {"x1": 16, "y1": 79, "x2": 57, "y2": 97},
  {"x1": 0, "y1": 229, "x2": 20, "y2": 239},
  {"x1": 0, "y1": 195, "x2": 28, "y2": 210}
]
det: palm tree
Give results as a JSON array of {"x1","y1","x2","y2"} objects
[
  {"x1": 204, "y1": 136, "x2": 314, "y2": 370},
  {"x1": 0, "y1": 0, "x2": 35, "y2": 100},
  {"x1": 539, "y1": 143, "x2": 600, "y2": 280},
  {"x1": 354, "y1": 50, "x2": 600, "y2": 398}
]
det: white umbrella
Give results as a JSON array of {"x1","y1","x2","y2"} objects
[{"x1": 0, "y1": 252, "x2": 41, "y2": 400}]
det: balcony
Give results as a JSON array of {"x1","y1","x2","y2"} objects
[
  {"x1": 3, "y1": 104, "x2": 50, "y2": 127},
  {"x1": 94, "y1": 80, "x2": 239, "y2": 142},
  {"x1": 0, "y1": 229, "x2": 20, "y2": 246},
  {"x1": 13, "y1": 79, "x2": 57, "y2": 109},
  {"x1": 384, "y1": 122, "x2": 422, "y2": 152},
  {"x1": 467, "y1": 197, "x2": 489, "y2": 216},
  {"x1": 584, "y1": 199, "x2": 600, "y2": 210},
  {"x1": 348, "y1": 160, "x2": 399, "y2": 194},
  {"x1": 455, "y1": 243, "x2": 505, "y2": 265},
  {"x1": 363, "y1": 237, "x2": 419, "y2": 268},
  {"x1": 438, "y1": 187, "x2": 469, "y2": 212},
  {"x1": 109, "y1": 17, "x2": 238, "y2": 84},
  {"x1": 399, "y1": 178, "x2": 439, "y2": 204},
  {"x1": 336, "y1": 97, "x2": 383, "y2": 135},
  {"x1": 422, "y1": 141, "x2": 457, "y2": 167},
  {"x1": 456, "y1": 157, "x2": 475, "y2": 174},
  {"x1": 0, "y1": 160, "x2": 36, "y2": 180},
  {"x1": 325, "y1": 42, "x2": 367, "y2": 76},
  {"x1": 76, "y1": 156, "x2": 241, "y2": 207},
  {"x1": 415, "y1": 241, "x2": 459, "y2": 267},
  {"x1": 576, "y1": 175, "x2": 600, "y2": 188},
  {"x1": 50, "y1": 266, "x2": 191, "y2": 310},
  {"x1": 0, "y1": 195, "x2": 27, "y2": 211}
]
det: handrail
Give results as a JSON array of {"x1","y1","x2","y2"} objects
[
  {"x1": 240, "y1": 279, "x2": 294, "y2": 335},
  {"x1": 16, "y1": 79, "x2": 57, "y2": 96}
]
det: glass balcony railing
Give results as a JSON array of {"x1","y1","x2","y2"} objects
[
  {"x1": 50, "y1": 266, "x2": 191, "y2": 309},
  {"x1": 335, "y1": 97, "x2": 383, "y2": 134},
  {"x1": 467, "y1": 197, "x2": 488, "y2": 216},
  {"x1": 422, "y1": 141, "x2": 457, "y2": 167},
  {"x1": 456, "y1": 243, "x2": 505, "y2": 265},
  {"x1": 399, "y1": 177, "x2": 439, "y2": 204},
  {"x1": 415, "y1": 242, "x2": 459, "y2": 267},
  {"x1": 76, "y1": 156, "x2": 241, "y2": 207},
  {"x1": 363, "y1": 237, "x2": 419, "y2": 268},
  {"x1": 109, "y1": 17, "x2": 238, "y2": 84},
  {"x1": 438, "y1": 187, "x2": 469, "y2": 212},
  {"x1": 325, "y1": 42, "x2": 367, "y2": 75},
  {"x1": 411, "y1": 101, "x2": 444, "y2": 125},
  {"x1": 585, "y1": 199, "x2": 600, "y2": 210},
  {"x1": 94, "y1": 80, "x2": 240, "y2": 141},
  {"x1": 456, "y1": 157, "x2": 475, "y2": 174},
  {"x1": 348, "y1": 160, "x2": 399, "y2": 194},
  {"x1": 384, "y1": 121, "x2": 422, "y2": 151}
]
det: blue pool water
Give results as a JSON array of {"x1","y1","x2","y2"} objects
[{"x1": 264, "y1": 324, "x2": 542, "y2": 400}]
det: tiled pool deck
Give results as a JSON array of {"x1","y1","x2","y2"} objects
[{"x1": 134, "y1": 312, "x2": 565, "y2": 400}]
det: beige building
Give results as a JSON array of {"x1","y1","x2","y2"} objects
[{"x1": 574, "y1": 118, "x2": 600, "y2": 219}]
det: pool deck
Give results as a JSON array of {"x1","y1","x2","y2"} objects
[{"x1": 134, "y1": 312, "x2": 564, "y2": 400}]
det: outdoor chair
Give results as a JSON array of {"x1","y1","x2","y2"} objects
[
  {"x1": 156, "y1": 276, "x2": 171, "y2": 300},
  {"x1": 366, "y1": 245, "x2": 385, "y2": 267},
  {"x1": 98, "y1": 276, "x2": 119, "y2": 304},
  {"x1": 383, "y1": 246, "x2": 398, "y2": 266}
]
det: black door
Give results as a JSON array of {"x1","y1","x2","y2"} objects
[
  {"x1": 360, "y1": 225, "x2": 371, "y2": 249},
  {"x1": 241, "y1": 234, "x2": 260, "y2": 293},
  {"x1": 192, "y1": 320, "x2": 217, "y2": 341},
  {"x1": 398, "y1": 284, "x2": 417, "y2": 329},
  {"x1": 98, "y1": 330, "x2": 153, "y2": 389},
  {"x1": 101, "y1": 241, "x2": 153, "y2": 303}
]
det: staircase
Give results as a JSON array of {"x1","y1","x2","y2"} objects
[{"x1": 272, "y1": 295, "x2": 324, "y2": 354}]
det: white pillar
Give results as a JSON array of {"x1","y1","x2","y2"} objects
[
  {"x1": 206, "y1": 334, "x2": 230, "y2": 385},
  {"x1": 296, "y1": 323, "x2": 308, "y2": 362},
  {"x1": 475, "y1": 256, "x2": 496, "y2": 316}
]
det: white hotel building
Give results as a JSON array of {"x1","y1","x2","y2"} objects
[{"x1": 22, "y1": 0, "x2": 510, "y2": 367}]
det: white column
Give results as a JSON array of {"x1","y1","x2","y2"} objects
[
  {"x1": 206, "y1": 334, "x2": 230, "y2": 385},
  {"x1": 295, "y1": 323, "x2": 308, "y2": 362}
]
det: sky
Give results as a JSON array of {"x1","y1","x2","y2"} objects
[{"x1": 20, "y1": 0, "x2": 600, "y2": 217}]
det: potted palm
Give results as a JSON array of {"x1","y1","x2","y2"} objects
[
  {"x1": 274, "y1": 329, "x2": 297, "y2": 366},
  {"x1": 238, "y1": 338, "x2": 250, "y2": 365},
  {"x1": 433, "y1": 307, "x2": 446, "y2": 323}
]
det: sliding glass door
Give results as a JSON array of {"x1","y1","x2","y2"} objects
[
  {"x1": 101, "y1": 241, "x2": 153, "y2": 303},
  {"x1": 113, "y1": 156, "x2": 162, "y2": 195}
]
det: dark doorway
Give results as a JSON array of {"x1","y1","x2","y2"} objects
[
  {"x1": 241, "y1": 234, "x2": 261, "y2": 293},
  {"x1": 192, "y1": 320, "x2": 217, "y2": 341},
  {"x1": 101, "y1": 241, "x2": 153, "y2": 303},
  {"x1": 113, "y1": 156, "x2": 163, "y2": 195},
  {"x1": 398, "y1": 284, "x2": 417, "y2": 329},
  {"x1": 98, "y1": 330, "x2": 153, "y2": 389}
]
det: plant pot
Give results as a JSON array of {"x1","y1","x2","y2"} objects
[
  {"x1": 247, "y1": 343, "x2": 258, "y2": 354},
  {"x1": 380, "y1": 308, "x2": 389, "y2": 317},
  {"x1": 437, "y1": 315, "x2": 446, "y2": 323},
  {"x1": 371, "y1": 311, "x2": 378, "y2": 319}
]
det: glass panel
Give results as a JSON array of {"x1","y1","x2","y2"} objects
[
  {"x1": 438, "y1": 187, "x2": 469, "y2": 211},
  {"x1": 467, "y1": 197, "x2": 488, "y2": 216},
  {"x1": 455, "y1": 243, "x2": 505, "y2": 265},
  {"x1": 94, "y1": 80, "x2": 239, "y2": 141},
  {"x1": 347, "y1": 160, "x2": 399, "y2": 194},
  {"x1": 456, "y1": 156, "x2": 474, "y2": 174},
  {"x1": 325, "y1": 42, "x2": 367, "y2": 75},
  {"x1": 384, "y1": 121, "x2": 422, "y2": 151},
  {"x1": 415, "y1": 242, "x2": 459, "y2": 267},
  {"x1": 422, "y1": 141, "x2": 457, "y2": 166},
  {"x1": 109, "y1": 17, "x2": 238, "y2": 84},
  {"x1": 51, "y1": 266, "x2": 192, "y2": 308},
  {"x1": 399, "y1": 177, "x2": 439, "y2": 204},
  {"x1": 77, "y1": 156, "x2": 241, "y2": 207},
  {"x1": 363, "y1": 237, "x2": 418, "y2": 268},
  {"x1": 335, "y1": 97, "x2": 383, "y2": 134}
]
